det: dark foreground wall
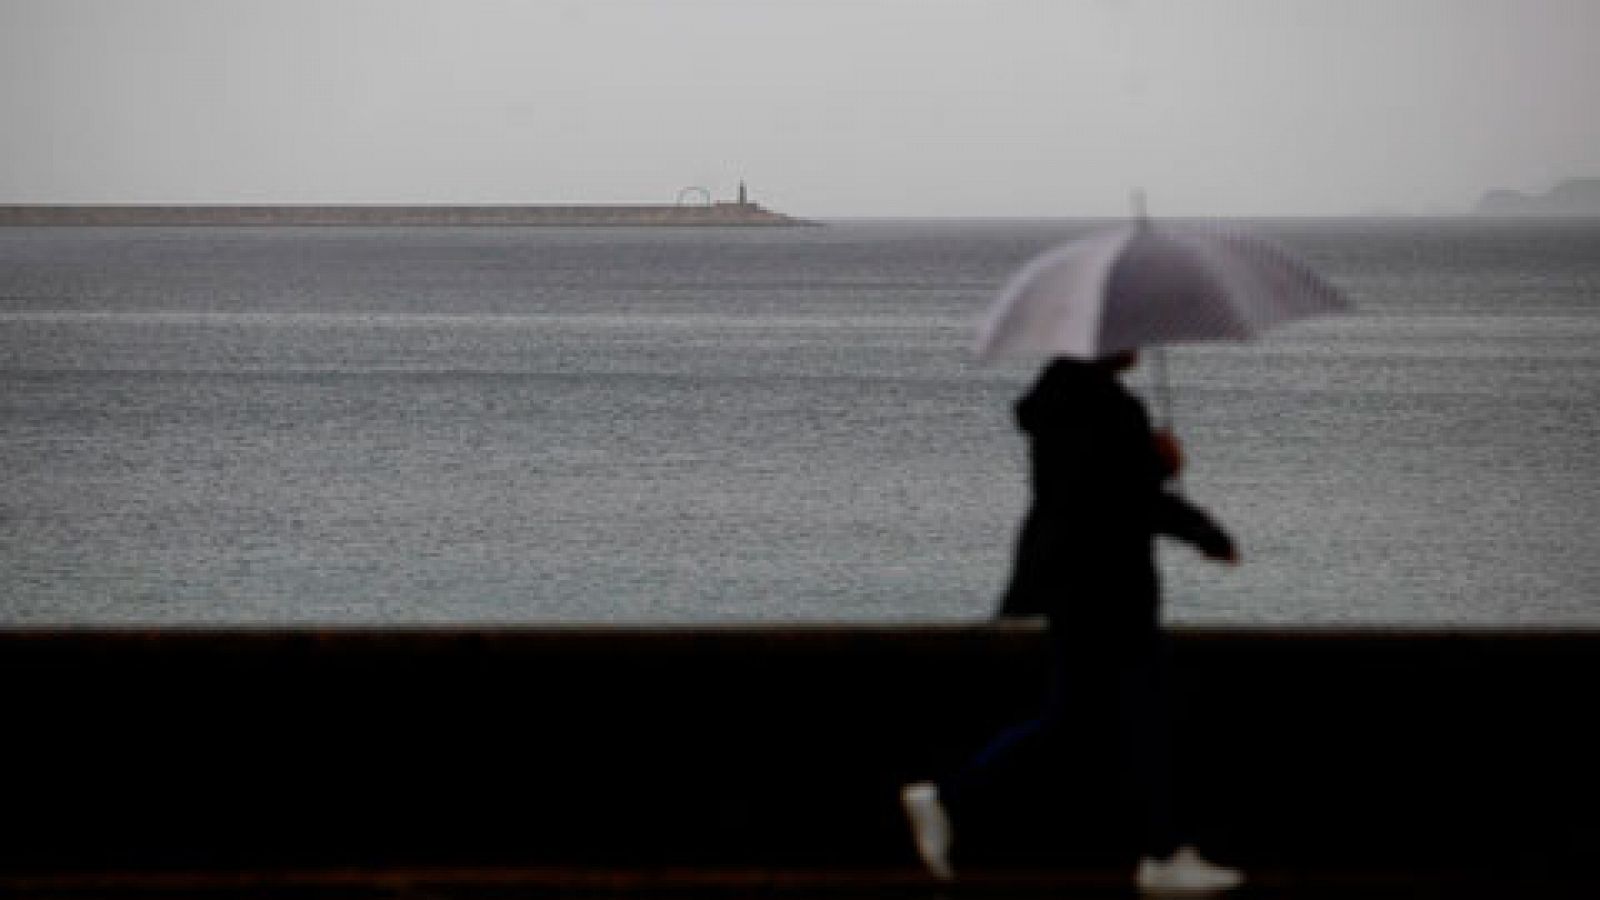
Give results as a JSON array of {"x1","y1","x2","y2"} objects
[{"x1": 2, "y1": 626, "x2": 1596, "y2": 877}]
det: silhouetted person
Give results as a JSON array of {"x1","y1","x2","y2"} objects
[{"x1": 902, "y1": 352, "x2": 1244, "y2": 893}]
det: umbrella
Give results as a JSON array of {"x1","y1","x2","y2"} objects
[{"x1": 975, "y1": 217, "x2": 1351, "y2": 424}]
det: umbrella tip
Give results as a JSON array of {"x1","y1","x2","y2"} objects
[{"x1": 1131, "y1": 188, "x2": 1150, "y2": 226}]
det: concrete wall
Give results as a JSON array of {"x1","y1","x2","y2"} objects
[{"x1": 2, "y1": 626, "x2": 1595, "y2": 876}]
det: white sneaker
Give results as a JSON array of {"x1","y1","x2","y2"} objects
[
  {"x1": 899, "y1": 781, "x2": 954, "y2": 880},
  {"x1": 1135, "y1": 845, "x2": 1244, "y2": 894}
]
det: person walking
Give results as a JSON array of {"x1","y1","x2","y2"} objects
[{"x1": 901, "y1": 352, "x2": 1245, "y2": 893}]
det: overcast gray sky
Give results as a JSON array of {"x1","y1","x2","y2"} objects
[{"x1": 2, "y1": 0, "x2": 1597, "y2": 217}]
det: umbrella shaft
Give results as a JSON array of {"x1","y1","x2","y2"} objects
[{"x1": 1152, "y1": 347, "x2": 1174, "y2": 430}]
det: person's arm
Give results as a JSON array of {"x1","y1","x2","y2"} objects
[{"x1": 1154, "y1": 492, "x2": 1238, "y2": 563}]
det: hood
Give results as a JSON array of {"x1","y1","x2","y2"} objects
[{"x1": 1015, "y1": 358, "x2": 1122, "y2": 435}]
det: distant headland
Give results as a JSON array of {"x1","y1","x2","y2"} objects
[
  {"x1": 0, "y1": 183, "x2": 815, "y2": 227},
  {"x1": 1475, "y1": 178, "x2": 1600, "y2": 217}
]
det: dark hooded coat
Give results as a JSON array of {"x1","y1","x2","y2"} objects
[{"x1": 998, "y1": 359, "x2": 1234, "y2": 638}]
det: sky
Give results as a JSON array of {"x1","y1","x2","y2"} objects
[{"x1": 2, "y1": 0, "x2": 1597, "y2": 217}]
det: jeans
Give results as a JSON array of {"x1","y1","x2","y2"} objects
[{"x1": 939, "y1": 624, "x2": 1182, "y2": 859}]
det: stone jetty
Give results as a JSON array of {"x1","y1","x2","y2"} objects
[{"x1": 0, "y1": 202, "x2": 814, "y2": 227}]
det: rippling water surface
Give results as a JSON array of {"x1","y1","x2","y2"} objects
[{"x1": 2, "y1": 220, "x2": 1597, "y2": 624}]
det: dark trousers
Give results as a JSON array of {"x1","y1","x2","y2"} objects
[{"x1": 938, "y1": 623, "x2": 1182, "y2": 860}]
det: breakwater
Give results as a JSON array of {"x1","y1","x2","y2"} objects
[
  {"x1": 0, "y1": 203, "x2": 814, "y2": 226},
  {"x1": 2, "y1": 624, "x2": 1595, "y2": 884}
]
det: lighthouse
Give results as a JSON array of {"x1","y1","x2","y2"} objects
[{"x1": 737, "y1": 180, "x2": 749, "y2": 206}]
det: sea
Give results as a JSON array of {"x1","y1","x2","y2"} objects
[{"x1": 2, "y1": 220, "x2": 1597, "y2": 626}]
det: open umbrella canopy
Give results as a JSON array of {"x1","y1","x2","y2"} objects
[{"x1": 976, "y1": 220, "x2": 1351, "y2": 362}]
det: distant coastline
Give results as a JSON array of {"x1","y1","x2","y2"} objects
[
  {"x1": 0, "y1": 202, "x2": 816, "y2": 227},
  {"x1": 1475, "y1": 178, "x2": 1600, "y2": 217}
]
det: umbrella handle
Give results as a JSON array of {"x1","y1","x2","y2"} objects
[{"x1": 1149, "y1": 347, "x2": 1186, "y2": 494}]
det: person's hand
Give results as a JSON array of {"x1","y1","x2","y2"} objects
[{"x1": 1153, "y1": 429, "x2": 1184, "y2": 477}]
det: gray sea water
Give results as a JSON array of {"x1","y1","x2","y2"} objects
[{"x1": 2, "y1": 220, "x2": 1597, "y2": 625}]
